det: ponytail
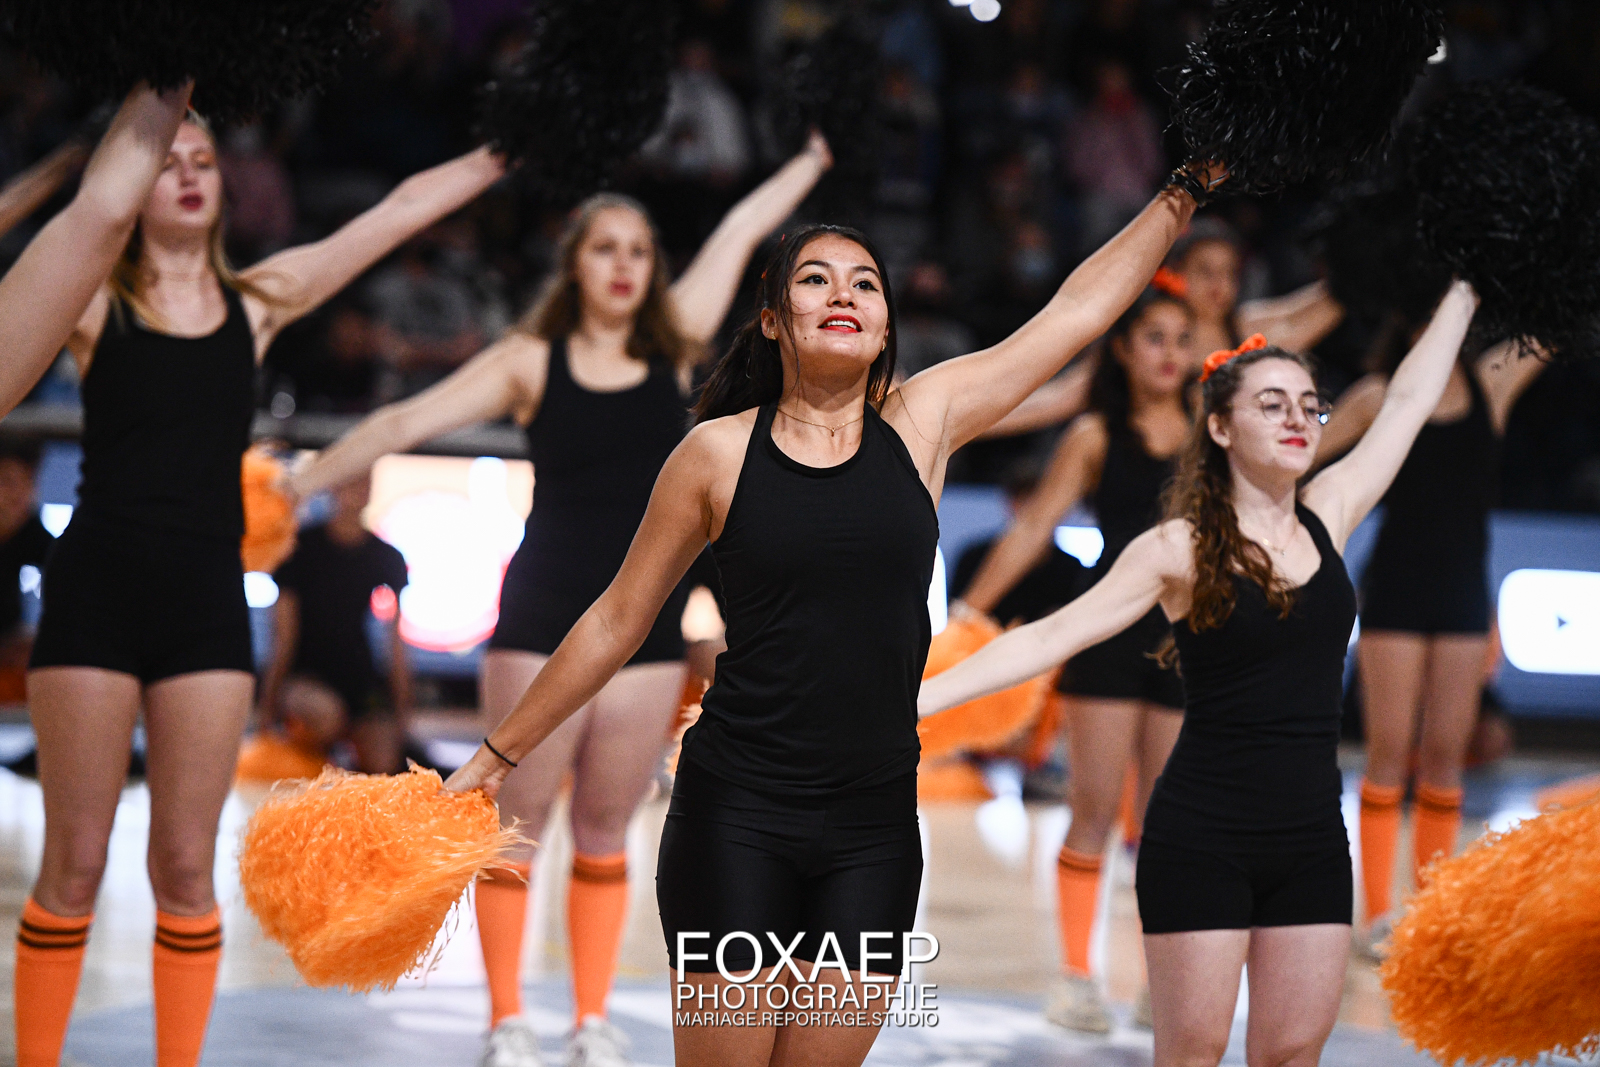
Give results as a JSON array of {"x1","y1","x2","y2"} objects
[{"x1": 695, "y1": 223, "x2": 898, "y2": 424}]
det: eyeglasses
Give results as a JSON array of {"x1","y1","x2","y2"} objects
[{"x1": 1252, "y1": 389, "x2": 1332, "y2": 426}]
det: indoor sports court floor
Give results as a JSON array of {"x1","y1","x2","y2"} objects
[{"x1": 3, "y1": 711, "x2": 1598, "y2": 1067}]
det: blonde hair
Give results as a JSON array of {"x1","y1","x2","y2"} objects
[
  {"x1": 108, "y1": 112, "x2": 279, "y2": 331},
  {"x1": 516, "y1": 193, "x2": 693, "y2": 366}
]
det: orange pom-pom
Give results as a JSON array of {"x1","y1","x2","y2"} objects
[
  {"x1": 917, "y1": 758, "x2": 994, "y2": 802},
  {"x1": 918, "y1": 615, "x2": 1051, "y2": 762},
  {"x1": 241, "y1": 448, "x2": 296, "y2": 574},
  {"x1": 235, "y1": 733, "x2": 327, "y2": 784},
  {"x1": 238, "y1": 765, "x2": 523, "y2": 992},
  {"x1": 1380, "y1": 796, "x2": 1600, "y2": 1065},
  {"x1": 1534, "y1": 773, "x2": 1600, "y2": 813}
]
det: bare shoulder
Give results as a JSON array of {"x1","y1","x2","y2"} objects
[
  {"x1": 682, "y1": 408, "x2": 759, "y2": 467},
  {"x1": 1136, "y1": 518, "x2": 1196, "y2": 579},
  {"x1": 1062, "y1": 411, "x2": 1110, "y2": 452},
  {"x1": 480, "y1": 332, "x2": 550, "y2": 422}
]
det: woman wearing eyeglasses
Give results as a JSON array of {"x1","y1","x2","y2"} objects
[{"x1": 918, "y1": 282, "x2": 1477, "y2": 1067}]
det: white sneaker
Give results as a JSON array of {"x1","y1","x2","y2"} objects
[
  {"x1": 481, "y1": 1016, "x2": 545, "y2": 1067},
  {"x1": 1357, "y1": 913, "x2": 1396, "y2": 962},
  {"x1": 567, "y1": 1017, "x2": 631, "y2": 1067},
  {"x1": 1044, "y1": 974, "x2": 1114, "y2": 1035},
  {"x1": 1132, "y1": 985, "x2": 1154, "y2": 1030}
]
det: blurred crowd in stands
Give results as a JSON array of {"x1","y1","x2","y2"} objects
[{"x1": 1, "y1": 0, "x2": 1598, "y2": 509}]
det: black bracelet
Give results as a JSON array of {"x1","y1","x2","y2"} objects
[{"x1": 483, "y1": 737, "x2": 518, "y2": 768}]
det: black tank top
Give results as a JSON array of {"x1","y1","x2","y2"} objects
[
  {"x1": 1146, "y1": 504, "x2": 1357, "y2": 851},
  {"x1": 1092, "y1": 426, "x2": 1176, "y2": 574},
  {"x1": 681, "y1": 403, "x2": 940, "y2": 796},
  {"x1": 1364, "y1": 367, "x2": 1496, "y2": 583},
  {"x1": 515, "y1": 338, "x2": 688, "y2": 592},
  {"x1": 77, "y1": 289, "x2": 256, "y2": 538}
]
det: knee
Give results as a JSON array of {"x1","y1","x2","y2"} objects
[
  {"x1": 570, "y1": 807, "x2": 632, "y2": 856},
  {"x1": 1247, "y1": 1035, "x2": 1323, "y2": 1067},
  {"x1": 1159, "y1": 1033, "x2": 1231, "y2": 1067},
  {"x1": 1066, "y1": 788, "x2": 1120, "y2": 844},
  {"x1": 39, "y1": 849, "x2": 109, "y2": 915},
  {"x1": 147, "y1": 845, "x2": 216, "y2": 913}
]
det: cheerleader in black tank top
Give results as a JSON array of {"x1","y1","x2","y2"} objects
[
  {"x1": 920, "y1": 283, "x2": 1479, "y2": 1067},
  {"x1": 953, "y1": 288, "x2": 1193, "y2": 1032},
  {"x1": 18, "y1": 108, "x2": 504, "y2": 1067},
  {"x1": 293, "y1": 140, "x2": 833, "y2": 1066},
  {"x1": 1316, "y1": 340, "x2": 1546, "y2": 954},
  {"x1": 445, "y1": 181, "x2": 1205, "y2": 1066}
]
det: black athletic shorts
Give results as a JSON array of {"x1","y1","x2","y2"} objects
[
  {"x1": 31, "y1": 516, "x2": 253, "y2": 682},
  {"x1": 488, "y1": 560, "x2": 690, "y2": 665},
  {"x1": 657, "y1": 757, "x2": 922, "y2": 975},
  {"x1": 1135, "y1": 837, "x2": 1353, "y2": 933},
  {"x1": 1360, "y1": 566, "x2": 1490, "y2": 636},
  {"x1": 1059, "y1": 606, "x2": 1185, "y2": 710}
]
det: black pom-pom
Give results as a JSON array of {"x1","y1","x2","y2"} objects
[
  {"x1": 0, "y1": 1, "x2": 377, "y2": 124},
  {"x1": 1310, "y1": 181, "x2": 1451, "y2": 326},
  {"x1": 1405, "y1": 82, "x2": 1600, "y2": 358},
  {"x1": 1171, "y1": 0, "x2": 1443, "y2": 197},
  {"x1": 768, "y1": 15, "x2": 883, "y2": 198},
  {"x1": 477, "y1": 0, "x2": 674, "y2": 207}
]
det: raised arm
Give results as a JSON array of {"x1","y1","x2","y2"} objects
[
  {"x1": 1238, "y1": 279, "x2": 1345, "y2": 354},
  {"x1": 897, "y1": 185, "x2": 1198, "y2": 454},
  {"x1": 0, "y1": 140, "x2": 87, "y2": 238},
  {"x1": 288, "y1": 333, "x2": 542, "y2": 499},
  {"x1": 444, "y1": 422, "x2": 731, "y2": 796},
  {"x1": 1474, "y1": 339, "x2": 1546, "y2": 434},
  {"x1": 958, "y1": 415, "x2": 1106, "y2": 615},
  {"x1": 1310, "y1": 373, "x2": 1385, "y2": 469},
  {"x1": 975, "y1": 353, "x2": 1097, "y2": 439},
  {"x1": 0, "y1": 83, "x2": 189, "y2": 417},
  {"x1": 242, "y1": 146, "x2": 505, "y2": 353},
  {"x1": 1303, "y1": 280, "x2": 1477, "y2": 547},
  {"x1": 920, "y1": 522, "x2": 1183, "y2": 716},
  {"x1": 667, "y1": 131, "x2": 832, "y2": 349}
]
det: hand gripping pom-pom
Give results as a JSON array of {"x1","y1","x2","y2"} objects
[
  {"x1": 1404, "y1": 82, "x2": 1600, "y2": 358},
  {"x1": 919, "y1": 616, "x2": 1052, "y2": 762},
  {"x1": 1170, "y1": 0, "x2": 1443, "y2": 198},
  {"x1": 476, "y1": 0, "x2": 674, "y2": 206},
  {"x1": 1380, "y1": 795, "x2": 1600, "y2": 1065},
  {"x1": 241, "y1": 448, "x2": 296, "y2": 575},
  {"x1": 0, "y1": 1, "x2": 378, "y2": 123},
  {"x1": 768, "y1": 15, "x2": 884, "y2": 201},
  {"x1": 238, "y1": 766, "x2": 525, "y2": 992}
]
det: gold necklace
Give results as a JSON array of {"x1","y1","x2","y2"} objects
[
  {"x1": 778, "y1": 404, "x2": 865, "y2": 438},
  {"x1": 1254, "y1": 521, "x2": 1299, "y2": 556}
]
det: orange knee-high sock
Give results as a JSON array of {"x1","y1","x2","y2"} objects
[
  {"x1": 1413, "y1": 784, "x2": 1464, "y2": 885},
  {"x1": 1359, "y1": 780, "x2": 1403, "y2": 921},
  {"x1": 14, "y1": 898, "x2": 91, "y2": 1067},
  {"x1": 1056, "y1": 847, "x2": 1102, "y2": 978},
  {"x1": 476, "y1": 861, "x2": 531, "y2": 1027},
  {"x1": 568, "y1": 852, "x2": 629, "y2": 1023},
  {"x1": 152, "y1": 908, "x2": 222, "y2": 1067}
]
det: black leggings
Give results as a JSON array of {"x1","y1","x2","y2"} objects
[{"x1": 657, "y1": 758, "x2": 922, "y2": 975}]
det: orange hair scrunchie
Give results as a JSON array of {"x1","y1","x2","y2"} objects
[
  {"x1": 1152, "y1": 267, "x2": 1188, "y2": 299},
  {"x1": 1199, "y1": 332, "x2": 1268, "y2": 383}
]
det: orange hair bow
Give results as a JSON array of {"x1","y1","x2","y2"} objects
[
  {"x1": 1152, "y1": 267, "x2": 1188, "y2": 298},
  {"x1": 1199, "y1": 333, "x2": 1267, "y2": 382}
]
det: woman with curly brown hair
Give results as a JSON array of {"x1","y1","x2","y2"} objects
[{"x1": 918, "y1": 281, "x2": 1478, "y2": 1067}]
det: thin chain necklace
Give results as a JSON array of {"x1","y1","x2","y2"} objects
[
  {"x1": 1253, "y1": 520, "x2": 1300, "y2": 556},
  {"x1": 778, "y1": 404, "x2": 865, "y2": 438}
]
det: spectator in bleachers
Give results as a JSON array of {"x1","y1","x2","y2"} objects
[{"x1": 1065, "y1": 57, "x2": 1164, "y2": 255}]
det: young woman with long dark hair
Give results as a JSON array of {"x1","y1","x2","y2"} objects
[
  {"x1": 917, "y1": 282, "x2": 1478, "y2": 1067},
  {"x1": 290, "y1": 134, "x2": 834, "y2": 1067},
  {"x1": 952, "y1": 286, "x2": 1194, "y2": 1032},
  {"x1": 440, "y1": 172, "x2": 1210, "y2": 1067},
  {"x1": 19, "y1": 106, "x2": 504, "y2": 1067}
]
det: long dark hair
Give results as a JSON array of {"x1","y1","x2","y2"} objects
[
  {"x1": 1089, "y1": 287, "x2": 1195, "y2": 435},
  {"x1": 517, "y1": 193, "x2": 691, "y2": 367},
  {"x1": 694, "y1": 224, "x2": 897, "y2": 423},
  {"x1": 1161, "y1": 344, "x2": 1320, "y2": 635}
]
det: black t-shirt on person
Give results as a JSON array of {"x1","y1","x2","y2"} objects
[
  {"x1": 0, "y1": 514, "x2": 53, "y2": 635},
  {"x1": 274, "y1": 524, "x2": 408, "y2": 714}
]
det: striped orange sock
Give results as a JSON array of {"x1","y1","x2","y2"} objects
[
  {"x1": 1413, "y1": 784, "x2": 1464, "y2": 885},
  {"x1": 14, "y1": 898, "x2": 91, "y2": 1067},
  {"x1": 152, "y1": 908, "x2": 222, "y2": 1067},
  {"x1": 1056, "y1": 847, "x2": 1102, "y2": 978},
  {"x1": 476, "y1": 861, "x2": 531, "y2": 1027},
  {"x1": 568, "y1": 852, "x2": 628, "y2": 1023},
  {"x1": 1359, "y1": 779, "x2": 1403, "y2": 921}
]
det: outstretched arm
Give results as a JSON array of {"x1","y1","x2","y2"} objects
[
  {"x1": 1303, "y1": 280, "x2": 1477, "y2": 548},
  {"x1": 896, "y1": 183, "x2": 1199, "y2": 455},
  {"x1": 288, "y1": 333, "x2": 541, "y2": 499},
  {"x1": 243, "y1": 145, "x2": 505, "y2": 353},
  {"x1": 0, "y1": 140, "x2": 87, "y2": 238},
  {"x1": 1474, "y1": 339, "x2": 1545, "y2": 435},
  {"x1": 975, "y1": 354, "x2": 1097, "y2": 439},
  {"x1": 1238, "y1": 280, "x2": 1345, "y2": 354},
  {"x1": 667, "y1": 131, "x2": 832, "y2": 349},
  {"x1": 0, "y1": 83, "x2": 189, "y2": 417},
  {"x1": 1310, "y1": 373, "x2": 1385, "y2": 469},
  {"x1": 444, "y1": 424, "x2": 725, "y2": 797},
  {"x1": 958, "y1": 415, "x2": 1106, "y2": 615},
  {"x1": 921, "y1": 522, "x2": 1182, "y2": 716}
]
